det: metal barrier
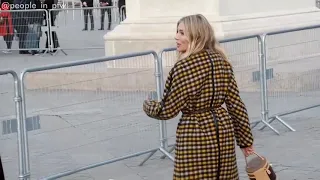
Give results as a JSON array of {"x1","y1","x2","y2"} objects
[
  {"x1": 47, "y1": 6, "x2": 119, "y2": 55},
  {"x1": 19, "y1": 51, "x2": 173, "y2": 179},
  {"x1": 0, "y1": 70, "x2": 28, "y2": 180},
  {"x1": 11, "y1": 23, "x2": 320, "y2": 179},
  {"x1": 259, "y1": 24, "x2": 320, "y2": 131},
  {"x1": 0, "y1": 7, "x2": 121, "y2": 55},
  {"x1": 0, "y1": 9, "x2": 50, "y2": 55}
]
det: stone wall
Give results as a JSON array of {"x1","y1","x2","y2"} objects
[{"x1": 25, "y1": 29, "x2": 320, "y2": 93}]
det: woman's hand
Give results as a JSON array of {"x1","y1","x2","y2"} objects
[
  {"x1": 241, "y1": 145, "x2": 254, "y2": 157},
  {"x1": 145, "y1": 94, "x2": 151, "y2": 101}
]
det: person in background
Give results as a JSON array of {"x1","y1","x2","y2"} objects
[
  {"x1": 0, "y1": 156, "x2": 4, "y2": 179},
  {"x1": 24, "y1": 0, "x2": 44, "y2": 55},
  {"x1": 98, "y1": 0, "x2": 112, "y2": 30},
  {"x1": 11, "y1": 0, "x2": 29, "y2": 54},
  {"x1": 43, "y1": 0, "x2": 57, "y2": 26},
  {"x1": 42, "y1": 0, "x2": 60, "y2": 53},
  {"x1": 0, "y1": 0, "x2": 14, "y2": 54},
  {"x1": 81, "y1": 0, "x2": 94, "y2": 31}
]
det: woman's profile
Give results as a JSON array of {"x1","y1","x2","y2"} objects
[{"x1": 143, "y1": 14, "x2": 254, "y2": 179}]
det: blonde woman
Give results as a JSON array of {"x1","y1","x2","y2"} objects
[{"x1": 143, "y1": 14, "x2": 254, "y2": 179}]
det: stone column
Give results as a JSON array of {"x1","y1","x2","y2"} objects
[
  {"x1": 104, "y1": 0, "x2": 320, "y2": 56},
  {"x1": 103, "y1": 0, "x2": 223, "y2": 56}
]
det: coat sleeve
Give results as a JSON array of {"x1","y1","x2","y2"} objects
[
  {"x1": 225, "y1": 64, "x2": 254, "y2": 148},
  {"x1": 143, "y1": 63, "x2": 189, "y2": 120}
]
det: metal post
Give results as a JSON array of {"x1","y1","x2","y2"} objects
[
  {"x1": 0, "y1": 71, "x2": 28, "y2": 180},
  {"x1": 256, "y1": 34, "x2": 280, "y2": 135},
  {"x1": 20, "y1": 72, "x2": 31, "y2": 179},
  {"x1": 158, "y1": 52, "x2": 168, "y2": 150},
  {"x1": 13, "y1": 74, "x2": 28, "y2": 180},
  {"x1": 258, "y1": 34, "x2": 295, "y2": 132},
  {"x1": 139, "y1": 52, "x2": 174, "y2": 166},
  {"x1": 48, "y1": 9, "x2": 68, "y2": 56}
]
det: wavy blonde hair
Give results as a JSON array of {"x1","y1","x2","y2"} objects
[{"x1": 176, "y1": 14, "x2": 228, "y2": 61}]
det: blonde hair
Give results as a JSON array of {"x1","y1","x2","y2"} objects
[{"x1": 176, "y1": 14, "x2": 228, "y2": 61}]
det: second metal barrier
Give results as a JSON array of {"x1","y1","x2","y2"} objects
[{"x1": 18, "y1": 51, "x2": 173, "y2": 179}]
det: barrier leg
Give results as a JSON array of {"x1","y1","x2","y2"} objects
[
  {"x1": 260, "y1": 116, "x2": 295, "y2": 132},
  {"x1": 274, "y1": 116, "x2": 296, "y2": 131},
  {"x1": 139, "y1": 121, "x2": 174, "y2": 166},
  {"x1": 250, "y1": 120, "x2": 262, "y2": 129},
  {"x1": 257, "y1": 34, "x2": 280, "y2": 135},
  {"x1": 40, "y1": 49, "x2": 51, "y2": 57},
  {"x1": 139, "y1": 52, "x2": 174, "y2": 166},
  {"x1": 260, "y1": 120, "x2": 280, "y2": 135},
  {"x1": 160, "y1": 145, "x2": 175, "y2": 159},
  {"x1": 52, "y1": 48, "x2": 68, "y2": 56},
  {"x1": 139, "y1": 149, "x2": 158, "y2": 166}
]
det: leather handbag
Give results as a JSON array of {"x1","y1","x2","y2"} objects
[{"x1": 246, "y1": 152, "x2": 276, "y2": 180}]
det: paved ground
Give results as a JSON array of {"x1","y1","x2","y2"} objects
[
  {"x1": 1, "y1": 77, "x2": 320, "y2": 180},
  {"x1": 1, "y1": 11, "x2": 320, "y2": 180}
]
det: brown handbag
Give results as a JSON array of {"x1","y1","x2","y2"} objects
[{"x1": 245, "y1": 152, "x2": 276, "y2": 180}]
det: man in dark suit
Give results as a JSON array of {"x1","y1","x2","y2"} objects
[
  {"x1": 0, "y1": 156, "x2": 5, "y2": 179},
  {"x1": 98, "y1": 0, "x2": 112, "y2": 30},
  {"x1": 11, "y1": 0, "x2": 29, "y2": 54},
  {"x1": 81, "y1": 0, "x2": 94, "y2": 30},
  {"x1": 42, "y1": 0, "x2": 60, "y2": 53}
]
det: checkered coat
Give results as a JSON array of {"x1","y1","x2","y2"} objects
[{"x1": 143, "y1": 50, "x2": 254, "y2": 179}]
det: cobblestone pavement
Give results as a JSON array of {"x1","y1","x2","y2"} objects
[{"x1": 1, "y1": 86, "x2": 320, "y2": 179}]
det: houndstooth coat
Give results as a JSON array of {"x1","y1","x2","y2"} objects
[{"x1": 143, "y1": 50, "x2": 254, "y2": 179}]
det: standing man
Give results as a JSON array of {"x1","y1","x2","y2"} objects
[
  {"x1": 0, "y1": 0, "x2": 14, "y2": 54},
  {"x1": 11, "y1": 0, "x2": 29, "y2": 54},
  {"x1": 0, "y1": 156, "x2": 5, "y2": 179},
  {"x1": 24, "y1": 0, "x2": 44, "y2": 55},
  {"x1": 42, "y1": 0, "x2": 60, "y2": 53},
  {"x1": 81, "y1": 0, "x2": 94, "y2": 31},
  {"x1": 98, "y1": 0, "x2": 112, "y2": 30}
]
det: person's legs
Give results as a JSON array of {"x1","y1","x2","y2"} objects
[
  {"x1": 88, "y1": 9, "x2": 94, "y2": 30},
  {"x1": 3, "y1": 35, "x2": 14, "y2": 53},
  {"x1": 107, "y1": 8, "x2": 111, "y2": 30},
  {"x1": 99, "y1": 9, "x2": 106, "y2": 30},
  {"x1": 18, "y1": 32, "x2": 28, "y2": 54},
  {"x1": 83, "y1": 9, "x2": 89, "y2": 30},
  {"x1": 6, "y1": 35, "x2": 14, "y2": 49}
]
